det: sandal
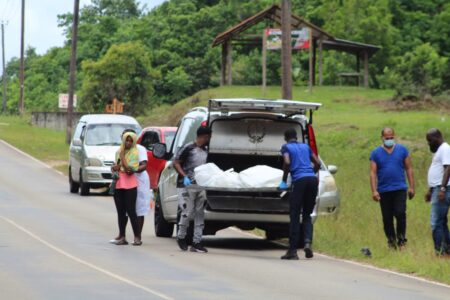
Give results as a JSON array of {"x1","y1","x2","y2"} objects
[
  {"x1": 132, "y1": 239, "x2": 142, "y2": 246},
  {"x1": 115, "y1": 239, "x2": 128, "y2": 245}
]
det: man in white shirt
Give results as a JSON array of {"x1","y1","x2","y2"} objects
[{"x1": 426, "y1": 128, "x2": 450, "y2": 256}]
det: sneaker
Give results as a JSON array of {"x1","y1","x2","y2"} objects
[
  {"x1": 281, "y1": 251, "x2": 299, "y2": 260},
  {"x1": 304, "y1": 243, "x2": 314, "y2": 259},
  {"x1": 190, "y1": 242, "x2": 208, "y2": 253},
  {"x1": 177, "y1": 238, "x2": 188, "y2": 251}
]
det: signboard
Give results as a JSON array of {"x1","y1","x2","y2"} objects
[
  {"x1": 266, "y1": 28, "x2": 310, "y2": 50},
  {"x1": 58, "y1": 93, "x2": 77, "y2": 109}
]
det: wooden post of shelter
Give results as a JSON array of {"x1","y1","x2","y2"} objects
[
  {"x1": 226, "y1": 41, "x2": 232, "y2": 85},
  {"x1": 262, "y1": 29, "x2": 267, "y2": 96},
  {"x1": 312, "y1": 37, "x2": 317, "y2": 86},
  {"x1": 308, "y1": 28, "x2": 313, "y2": 93},
  {"x1": 220, "y1": 41, "x2": 227, "y2": 86},
  {"x1": 363, "y1": 50, "x2": 369, "y2": 88},
  {"x1": 318, "y1": 37, "x2": 323, "y2": 86},
  {"x1": 356, "y1": 52, "x2": 360, "y2": 86}
]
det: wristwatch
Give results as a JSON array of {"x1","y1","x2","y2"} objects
[{"x1": 440, "y1": 186, "x2": 446, "y2": 192}]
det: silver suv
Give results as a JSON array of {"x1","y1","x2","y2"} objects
[{"x1": 153, "y1": 99, "x2": 340, "y2": 240}]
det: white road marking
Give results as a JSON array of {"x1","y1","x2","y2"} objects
[
  {"x1": 229, "y1": 227, "x2": 450, "y2": 289},
  {"x1": 1, "y1": 216, "x2": 174, "y2": 300}
]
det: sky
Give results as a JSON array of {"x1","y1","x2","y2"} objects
[{"x1": 0, "y1": 0, "x2": 166, "y2": 74}]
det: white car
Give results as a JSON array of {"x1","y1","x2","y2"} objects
[
  {"x1": 69, "y1": 114, "x2": 141, "y2": 196},
  {"x1": 153, "y1": 99, "x2": 340, "y2": 241}
]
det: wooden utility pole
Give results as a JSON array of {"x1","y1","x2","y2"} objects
[
  {"x1": 261, "y1": 29, "x2": 267, "y2": 96},
  {"x1": 1, "y1": 21, "x2": 7, "y2": 113},
  {"x1": 66, "y1": 0, "x2": 80, "y2": 144},
  {"x1": 18, "y1": 0, "x2": 25, "y2": 115},
  {"x1": 281, "y1": 0, "x2": 292, "y2": 100}
]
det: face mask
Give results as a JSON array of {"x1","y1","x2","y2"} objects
[{"x1": 383, "y1": 139, "x2": 395, "y2": 148}]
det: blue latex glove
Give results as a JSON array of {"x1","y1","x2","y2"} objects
[
  {"x1": 278, "y1": 181, "x2": 288, "y2": 190},
  {"x1": 183, "y1": 176, "x2": 192, "y2": 187}
]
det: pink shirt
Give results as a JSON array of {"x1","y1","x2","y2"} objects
[{"x1": 116, "y1": 171, "x2": 138, "y2": 189}]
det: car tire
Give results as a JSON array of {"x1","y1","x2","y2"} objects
[
  {"x1": 265, "y1": 230, "x2": 280, "y2": 241},
  {"x1": 154, "y1": 191, "x2": 174, "y2": 237},
  {"x1": 79, "y1": 171, "x2": 90, "y2": 196},
  {"x1": 69, "y1": 166, "x2": 79, "y2": 193}
]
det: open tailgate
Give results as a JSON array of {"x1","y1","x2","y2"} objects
[{"x1": 209, "y1": 98, "x2": 321, "y2": 115}]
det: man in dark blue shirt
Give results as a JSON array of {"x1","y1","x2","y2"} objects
[
  {"x1": 279, "y1": 128, "x2": 320, "y2": 260},
  {"x1": 370, "y1": 127, "x2": 415, "y2": 250}
]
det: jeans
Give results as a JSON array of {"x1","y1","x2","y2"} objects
[
  {"x1": 177, "y1": 188, "x2": 206, "y2": 244},
  {"x1": 288, "y1": 176, "x2": 318, "y2": 252},
  {"x1": 430, "y1": 187, "x2": 450, "y2": 254},
  {"x1": 379, "y1": 190, "x2": 407, "y2": 245}
]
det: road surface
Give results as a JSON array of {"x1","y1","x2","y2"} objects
[{"x1": 0, "y1": 140, "x2": 449, "y2": 300}]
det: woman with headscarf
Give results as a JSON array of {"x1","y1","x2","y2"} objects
[{"x1": 110, "y1": 131, "x2": 142, "y2": 246}]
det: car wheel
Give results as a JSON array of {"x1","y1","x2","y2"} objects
[
  {"x1": 79, "y1": 171, "x2": 90, "y2": 196},
  {"x1": 69, "y1": 166, "x2": 79, "y2": 193},
  {"x1": 154, "y1": 191, "x2": 174, "y2": 237},
  {"x1": 265, "y1": 230, "x2": 280, "y2": 241}
]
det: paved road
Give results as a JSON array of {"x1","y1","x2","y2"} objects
[{"x1": 0, "y1": 140, "x2": 449, "y2": 300}]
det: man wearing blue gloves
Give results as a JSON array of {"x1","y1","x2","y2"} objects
[
  {"x1": 279, "y1": 128, "x2": 320, "y2": 260},
  {"x1": 174, "y1": 125, "x2": 212, "y2": 253}
]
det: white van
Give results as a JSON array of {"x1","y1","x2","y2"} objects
[{"x1": 69, "y1": 114, "x2": 141, "y2": 195}]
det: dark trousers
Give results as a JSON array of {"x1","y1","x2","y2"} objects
[
  {"x1": 114, "y1": 188, "x2": 140, "y2": 238},
  {"x1": 379, "y1": 190, "x2": 407, "y2": 245},
  {"x1": 288, "y1": 176, "x2": 318, "y2": 251}
]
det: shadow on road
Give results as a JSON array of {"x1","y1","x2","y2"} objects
[{"x1": 202, "y1": 237, "x2": 286, "y2": 251}]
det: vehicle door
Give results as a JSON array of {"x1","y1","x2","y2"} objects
[
  {"x1": 70, "y1": 121, "x2": 86, "y2": 181},
  {"x1": 138, "y1": 129, "x2": 164, "y2": 189},
  {"x1": 159, "y1": 117, "x2": 199, "y2": 220}
]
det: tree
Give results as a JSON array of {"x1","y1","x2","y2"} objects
[
  {"x1": 81, "y1": 42, "x2": 157, "y2": 114},
  {"x1": 381, "y1": 43, "x2": 448, "y2": 98}
]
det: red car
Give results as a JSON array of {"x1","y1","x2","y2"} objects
[{"x1": 137, "y1": 126, "x2": 177, "y2": 190}]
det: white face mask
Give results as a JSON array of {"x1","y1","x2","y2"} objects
[{"x1": 383, "y1": 139, "x2": 395, "y2": 148}]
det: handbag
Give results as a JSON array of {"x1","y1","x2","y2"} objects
[{"x1": 109, "y1": 171, "x2": 120, "y2": 195}]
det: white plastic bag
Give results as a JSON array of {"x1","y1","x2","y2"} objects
[
  {"x1": 239, "y1": 165, "x2": 283, "y2": 188},
  {"x1": 194, "y1": 163, "x2": 224, "y2": 187}
]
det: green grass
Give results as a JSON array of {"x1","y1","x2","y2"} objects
[
  {"x1": 142, "y1": 85, "x2": 450, "y2": 284},
  {"x1": 0, "y1": 115, "x2": 69, "y2": 174},
  {"x1": 2, "y1": 86, "x2": 450, "y2": 283}
]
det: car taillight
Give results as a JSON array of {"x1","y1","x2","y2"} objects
[
  {"x1": 201, "y1": 120, "x2": 208, "y2": 126},
  {"x1": 307, "y1": 124, "x2": 318, "y2": 156}
]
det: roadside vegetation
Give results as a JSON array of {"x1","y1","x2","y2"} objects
[{"x1": 1, "y1": 85, "x2": 449, "y2": 283}]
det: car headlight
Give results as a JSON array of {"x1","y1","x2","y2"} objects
[
  {"x1": 84, "y1": 158, "x2": 103, "y2": 167},
  {"x1": 323, "y1": 176, "x2": 336, "y2": 193}
]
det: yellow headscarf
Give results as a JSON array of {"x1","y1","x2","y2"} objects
[{"x1": 116, "y1": 132, "x2": 139, "y2": 172}]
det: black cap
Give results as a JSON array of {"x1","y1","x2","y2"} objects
[{"x1": 197, "y1": 125, "x2": 212, "y2": 136}]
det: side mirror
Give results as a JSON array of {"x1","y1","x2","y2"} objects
[
  {"x1": 153, "y1": 143, "x2": 167, "y2": 159},
  {"x1": 328, "y1": 165, "x2": 338, "y2": 175},
  {"x1": 72, "y1": 138, "x2": 82, "y2": 147}
]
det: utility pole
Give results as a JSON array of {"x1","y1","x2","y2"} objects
[
  {"x1": 18, "y1": 0, "x2": 25, "y2": 115},
  {"x1": 66, "y1": 0, "x2": 80, "y2": 144},
  {"x1": 281, "y1": 0, "x2": 292, "y2": 100},
  {"x1": 1, "y1": 21, "x2": 7, "y2": 114}
]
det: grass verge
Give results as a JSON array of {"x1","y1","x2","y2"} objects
[{"x1": 0, "y1": 115, "x2": 69, "y2": 175}]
